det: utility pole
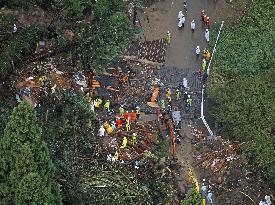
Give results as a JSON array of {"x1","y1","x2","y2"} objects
[{"x1": 201, "y1": 21, "x2": 224, "y2": 139}]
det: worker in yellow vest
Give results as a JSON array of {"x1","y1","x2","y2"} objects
[
  {"x1": 121, "y1": 137, "x2": 127, "y2": 148},
  {"x1": 104, "y1": 99, "x2": 110, "y2": 111},
  {"x1": 95, "y1": 98, "x2": 102, "y2": 108}
]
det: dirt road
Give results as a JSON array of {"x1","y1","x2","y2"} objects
[{"x1": 139, "y1": 0, "x2": 221, "y2": 68}]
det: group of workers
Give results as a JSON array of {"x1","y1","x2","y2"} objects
[
  {"x1": 259, "y1": 195, "x2": 273, "y2": 205},
  {"x1": 164, "y1": 88, "x2": 192, "y2": 107},
  {"x1": 94, "y1": 93, "x2": 142, "y2": 152}
]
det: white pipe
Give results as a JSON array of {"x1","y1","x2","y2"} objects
[
  {"x1": 207, "y1": 21, "x2": 224, "y2": 76},
  {"x1": 201, "y1": 21, "x2": 224, "y2": 137}
]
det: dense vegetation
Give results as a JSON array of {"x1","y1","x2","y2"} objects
[
  {"x1": 0, "y1": 101, "x2": 62, "y2": 204},
  {"x1": 208, "y1": 0, "x2": 275, "y2": 185},
  {"x1": 181, "y1": 187, "x2": 202, "y2": 205},
  {"x1": 0, "y1": 0, "x2": 139, "y2": 75}
]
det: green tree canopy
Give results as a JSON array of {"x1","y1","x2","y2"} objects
[
  {"x1": 181, "y1": 187, "x2": 202, "y2": 205},
  {"x1": 0, "y1": 101, "x2": 62, "y2": 205}
]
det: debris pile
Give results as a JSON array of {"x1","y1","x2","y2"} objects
[
  {"x1": 195, "y1": 141, "x2": 242, "y2": 173},
  {"x1": 125, "y1": 38, "x2": 167, "y2": 63}
]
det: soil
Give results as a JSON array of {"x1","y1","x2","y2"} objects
[{"x1": 137, "y1": 0, "x2": 274, "y2": 204}]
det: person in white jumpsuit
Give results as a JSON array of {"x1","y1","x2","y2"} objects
[
  {"x1": 205, "y1": 29, "x2": 210, "y2": 42},
  {"x1": 191, "y1": 20, "x2": 195, "y2": 32},
  {"x1": 178, "y1": 15, "x2": 185, "y2": 29},
  {"x1": 178, "y1": 11, "x2": 184, "y2": 20},
  {"x1": 98, "y1": 125, "x2": 105, "y2": 137},
  {"x1": 196, "y1": 46, "x2": 200, "y2": 58}
]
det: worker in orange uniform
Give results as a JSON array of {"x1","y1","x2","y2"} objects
[
  {"x1": 201, "y1": 10, "x2": 205, "y2": 21},
  {"x1": 123, "y1": 111, "x2": 129, "y2": 121},
  {"x1": 203, "y1": 15, "x2": 208, "y2": 26},
  {"x1": 206, "y1": 17, "x2": 212, "y2": 29},
  {"x1": 130, "y1": 110, "x2": 136, "y2": 123},
  {"x1": 116, "y1": 117, "x2": 122, "y2": 129}
]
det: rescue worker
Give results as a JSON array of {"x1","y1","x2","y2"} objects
[
  {"x1": 259, "y1": 200, "x2": 268, "y2": 205},
  {"x1": 183, "y1": 92, "x2": 188, "y2": 102},
  {"x1": 126, "y1": 118, "x2": 131, "y2": 131},
  {"x1": 136, "y1": 106, "x2": 140, "y2": 119},
  {"x1": 183, "y1": 0, "x2": 188, "y2": 11},
  {"x1": 38, "y1": 76, "x2": 47, "y2": 86},
  {"x1": 205, "y1": 29, "x2": 210, "y2": 43},
  {"x1": 12, "y1": 23, "x2": 17, "y2": 33},
  {"x1": 203, "y1": 48, "x2": 207, "y2": 59},
  {"x1": 165, "y1": 88, "x2": 171, "y2": 99},
  {"x1": 104, "y1": 99, "x2": 110, "y2": 111},
  {"x1": 98, "y1": 125, "x2": 105, "y2": 137},
  {"x1": 201, "y1": 10, "x2": 205, "y2": 21},
  {"x1": 90, "y1": 100, "x2": 95, "y2": 112},
  {"x1": 132, "y1": 133, "x2": 138, "y2": 145},
  {"x1": 160, "y1": 99, "x2": 165, "y2": 109},
  {"x1": 203, "y1": 15, "x2": 208, "y2": 26},
  {"x1": 191, "y1": 20, "x2": 195, "y2": 32},
  {"x1": 201, "y1": 183, "x2": 207, "y2": 197},
  {"x1": 176, "y1": 89, "x2": 181, "y2": 100},
  {"x1": 103, "y1": 121, "x2": 113, "y2": 134},
  {"x1": 205, "y1": 50, "x2": 211, "y2": 61},
  {"x1": 265, "y1": 195, "x2": 272, "y2": 205},
  {"x1": 85, "y1": 91, "x2": 93, "y2": 103},
  {"x1": 183, "y1": 78, "x2": 188, "y2": 90},
  {"x1": 206, "y1": 17, "x2": 212, "y2": 29},
  {"x1": 167, "y1": 96, "x2": 172, "y2": 103},
  {"x1": 116, "y1": 117, "x2": 122, "y2": 129},
  {"x1": 119, "y1": 105, "x2": 125, "y2": 116},
  {"x1": 207, "y1": 190, "x2": 213, "y2": 204},
  {"x1": 166, "y1": 31, "x2": 171, "y2": 44},
  {"x1": 178, "y1": 10, "x2": 184, "y2": 20},
  {"x1": 123, "y1": 111, "x2": 129, "y2": 121},
  {"x1": 178, "y1": 15, "x2": 185, "y2": 29},
  {"x1": 95, "y1": 98, "x2": 102, "y2": 108},
  {"x1": 196, "y1": 45, "x2": 200, "y2": 58},
  {"x1": 111, "y1": 121, "x2": 117, "y2": 131},
  {"x1": 121, "y1": 136, "x2": 127, "y2": 148},
  {"x1": 114, "y1": 151, "x2": 119, "y2": 161},
  {"x1": 202, "y1": 58, "x2": 207, "y2": 72},
  {"x1": 196, "y1": 69, "x2": 202, "y2": 80},
  {"x1": 187, "y1": 95, "x2": 192, "y2": 107},
  {"x1": 130, "y1": 110, "x2": 136, "y2": 123}
]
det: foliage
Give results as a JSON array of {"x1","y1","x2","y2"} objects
[
  {"x1": 0, "y1": 101, "x2": 62, "y2": 205},
  {"x1": 208, "y1": 66, "x2": 275, "y2": 184},
  {"x1": 181, "y1": 187, "x2": 202, "y2": 205},
  {"x1": 211, "y1": 0, "x2": 275, "y2": 74},
  {"x1": 93, "y1": 0, "x2": 126, "y2": 20},
  {"x1": 50, "y1": 0, "x2": 94, "y2": 20},
  {"x1": 75, "y1": 12, "x2": 140, "y2": 72},
  {"x1": 0, "y1": 25, "x2": 40, "y2": 74},
  {"x1": 0, "y1": 101, "x2": 11, "y2": 136},
  {"x1": 37, "y1": 91, "x2": 99, "y2": 204},
  {"x1": 154, "y1": 138, "x2": 171, "y2": 158},
  {"x1": 144, "y1": 179, "x2": 176, "y2": 205}
]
